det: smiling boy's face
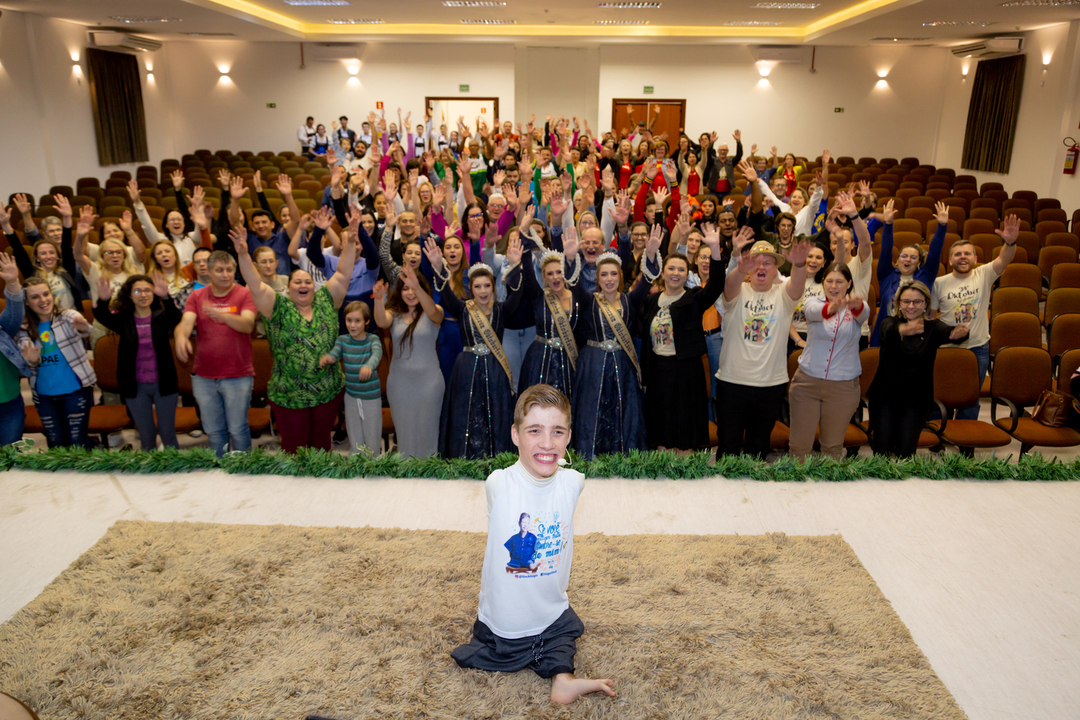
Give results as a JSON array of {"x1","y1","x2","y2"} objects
[{"x1": 511, "y1": 405, "x2": 571, "y2": 479}]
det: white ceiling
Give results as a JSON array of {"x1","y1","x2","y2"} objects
[{"x1": 2, "y1": 0, "x2": 1078, "y2": 45}]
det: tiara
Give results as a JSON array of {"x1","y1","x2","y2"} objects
[
  {"x1": 596, "y1": 251, "x2": 622, "y2": 266},
  {"x1": 468, "y1": 263, "x2": 494, "y2": 278},
  {"x1": 540, "y1": 250, "x2": 564, "y2": 266}
]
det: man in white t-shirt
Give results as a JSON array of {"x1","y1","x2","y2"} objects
[
  {"x1": 931, "y1": 214, "x2": 1019, "y2": 420},
  {"x1": 452, "y1": 385, "x2": 616, "y2": 706},
  {"x1": 716, "y1": 234, "x2": 813, "y2": 459}
]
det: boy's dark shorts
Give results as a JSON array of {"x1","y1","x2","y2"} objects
[{"x1": 451, "y1": 606, "x2": 584, "y2": 679}]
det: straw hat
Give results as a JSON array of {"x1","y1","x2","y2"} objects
[{"x1": 745, "y1": 240, "x2": 786, "y2": 265}]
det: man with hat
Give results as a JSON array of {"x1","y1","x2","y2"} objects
[{"x1": 714, "y1": 234, "x2": 813, "y2": 460}]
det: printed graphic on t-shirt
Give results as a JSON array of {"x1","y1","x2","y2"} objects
[
  {"x1": 742, "y1": 294, "x2": 778, "y2": 343},
  {"x1": 942, "y1": 284, "x2": 980, "y2": 325},
  {"x1": 651, "y1": 306, "x2": 675, "y2": 349},
  {"x1": 504, "y1": 510, "x2": 567, "y2": 577},
  {"x1": 38, "y1": 329, "x2": 63, "y2": 366}
]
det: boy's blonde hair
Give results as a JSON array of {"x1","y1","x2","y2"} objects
[{"x1": 513, "y1": 384, "x2": 571, "y2": 428}]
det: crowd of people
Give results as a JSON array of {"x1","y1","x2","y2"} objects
[{"x1": 1, "y1": 105, "x2": 1072, "y2": 461}]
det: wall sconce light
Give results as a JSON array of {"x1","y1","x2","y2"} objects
[
  {"x1": 877, "y1": 69, "x2": 888, "y2": 79},
  {"x1": 146, "y1": 61, "x2": 153, "y2": 72},
  {"x1": 73, "y1": 63, "x2": 82, "y2": 78},
  {"x1": 757, "y1": 77, "x2": 770, "y2": 88},
  {"x1": 756, "y1": 61, "x2": 774, "y2": 77},
  {"x1": 348, "y1": 76, "x2": 360, "y2": 86},
  {"x1": 70, "y1": 50, "x2": 80, "y2": 63},
  {"x1": 218, "y1": 64, "x2": 231, "y2": 75},
  {"x1": 147, "y1": 73, "x2": 155, "y2": 83}
]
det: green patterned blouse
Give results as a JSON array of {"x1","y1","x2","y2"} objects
[{"x1": 265, "y1": 286, "x2": 345, "y2": 409}]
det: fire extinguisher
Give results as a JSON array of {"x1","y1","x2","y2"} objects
[{"x1": 1064, "y1": 137, "x2": 1079, "y2": 175}]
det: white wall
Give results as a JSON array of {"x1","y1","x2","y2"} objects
[
  {"x1": 934, "y1": 22, "x2": 1080, "y2": 202},
  {"x1": 2, "y1": 8, "x2": 1077, "y2": 218},
  {"x1": 598, "y1": 44, "x2": 950, "y2": 164}
]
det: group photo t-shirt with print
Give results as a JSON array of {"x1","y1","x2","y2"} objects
[
  {"x1": 930, "y1": 263, "x2": 999, "y2": 349},
  {"x1": 718, "y1": 282, "x2": 799, "y2": 387},
  {"x1": 34, "y1": 321, "x2": 81, "y2": 396}
]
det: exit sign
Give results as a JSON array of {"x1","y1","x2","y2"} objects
[
  {"x1": 643, "y1": 86, "x2": 654, "y2": 94},
  {"x1": 460, "y1": 84, "x2": 470, "y2": 92},
  {"x1": 376, "y1": 101, "x2": 383, "y2": 110}
]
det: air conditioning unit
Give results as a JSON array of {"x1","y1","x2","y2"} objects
[
  {"x1": 307, "y1": 43, "x2": 366, "y2": 62},
  {"x1": 89, "y1": 31, "x2": 163, "y2": 52},
  {"x1": 750, "y1": 46, "x2": 806, "y2": 63},
  {"x1": 951, "y1": 37, "x2": 1024, "y2": 58}
]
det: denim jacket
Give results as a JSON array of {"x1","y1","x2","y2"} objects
[{"x1": 0, "y1": 288, "x2": 31, "y2": 378}]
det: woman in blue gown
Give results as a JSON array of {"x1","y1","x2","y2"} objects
[
  {"x1": 569, "y1": 232, "x2": 658, "y2": 458},
  {"x1": 427, "y1": 237, "x2": 522, "y2": 460}
]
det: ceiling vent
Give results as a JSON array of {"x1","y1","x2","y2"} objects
[
  {"x1": 951, "y1": 36, "x2": 1024, "y2": 58},
  {"x1": 750, "y1": 45, "x2": 806, "y2": 63},
  {"x1": 88, "y1": 31, "x2": 163, "y2": 52},
  {"x1": 307, "y1": 43, "x2": 367, "y2": 61}
]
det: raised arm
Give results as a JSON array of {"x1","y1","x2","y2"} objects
[
  {"x1": 0, "y1": 204, "x2": 34, "y2": 279},
  {"x1": 785, "y1": 238, "x2": 812, "y2": 302},
  {"x1": 73, "y1": 204, "x2": 96, "y2": 276},
  {"x1": 991, "y1": 214, "x2": 1020, "y2": 276},
  {"x1": 403, "y1": 263, "x2": 443, "y2": 325},
  {"x1": 324, "y1": 212, "x2": 357, "y2": 309},
  {"x1": 232, "y1": 226, "x2": 278, "y2": 318},
  {"x1": 876, "y1": 199, "x2": 896, "y2": 282},
  {"x1": 226, "y1": 176, "x2": 246, "y2": 231},
  {"x1": 276, "y1": 174, "x2": 302, "y2": 240},
  {"x1": 371, "y1": 279, "x2": 393, "y2": 329}
]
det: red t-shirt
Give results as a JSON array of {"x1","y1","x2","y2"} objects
[{"x1": 184, "y1": 284, "x2": 255, "y2": 379}]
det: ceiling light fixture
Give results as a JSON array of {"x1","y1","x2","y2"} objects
[
  {"x1": 285, "y1": 0, "x2": 349, "y2": 5},
  {"x1": 185, "y1": 32, "x2": 237, "y2": 36},
  {"x1": 753, "y1": 2, "x2": 819, "y2": 8},
  {"x1": 871, "y1": 37, "x2": 931, "y2": 41},
  {"x1": 460, "y1": 18, "x2": 516, "y2": 23},
  {"x1": 922, "y1": 21, "x2": 996, "y2": 27},
  {"x1": 327, "y1": 18, "x2": 384, "y2": 23},
  {"x1": 723, "y1": 20, "x2": 782, "y2": 25},
  {"x1": 595, "y1": 19, "x2": 649, "y2": 24},
  {"x1": 597, "y1": 2, "x2": 662, "y2": 7},
  {"x1": 110, "y1": 16, "x2": 181, "y2": 23},
  {"x1": 443, "y1": 1, "x2": 506, "y2": 5},
  {"x1": 1001, "y1": 0, "x2": 1079, "y2": 5}
]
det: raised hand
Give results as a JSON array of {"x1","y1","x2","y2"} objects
[
  {"x1": 882, "y1": 198, "x2": 896, "y2": 224},
  {"x1": 383, "y1": 201, "x2": 397, "y2": 229},
  {"x1": 171, "y1": 169, "x2": 185, "y2": 190},
  {"x1": 313, "y1": 205, "x2": 333, "y2": 230},
  {"x1": 858, "y1": 179, "x2": 871, "y2": 197},
  {"x1": 433, "y1": 182, "x2": 447, "y2": 209},
  {"x1": 119, "y1": 210, "x2": 134, "y2": 233},
  {"x1": 996, "y1": 213, "x2": 1020, "y2": 244},
  {"x1": 0, "y1": 205, "x2": 11, "y2": 229},
  {"x1": 230, "y1": 175, "x2": 246, "y2": 200},
  {"x1": 252, "y1": 169, "x2": 263, "y2": 194},
  {"x1": 126, "y1": 179, "x2": 141, "y2": 203},
  {"x1": 326, "y1": 147, "x2": 337, "y2": 166},
  {"x1": 787, "y1": 238, "x2": 813, "y2": 266},
  {"x1": 276, "y1": 173, "x2": 293, "y2": 197},
  {"x1": 737, "y1": 159, "x2": 757, "y2": 183},
  {"x1": 217, "y1": 168, "x2": 232, "y2": 189},
  {"x1": 701, "y1": 222, "x2": 721, "y2": 254},
  {"x1": 615, "y1": 190, "x2": 632, "y2": 226},
  {"x1": 191, "y1": 184, "x2": 205, "y2": 210},
  {"x1": 13, "y1": 194, "x2": 31, "y2": 216},
  {"x1": 517, "y1": 182, "x2": 532, "y2": 208},
  {"x1": 821, "y1": 149, "x2": 831, "y2": 166},
  {"x1": 677, "y1": 210, "x2": 692, "y2": 238},
  {"x1": 835, "y1": 190, "x2": 858, "y2": 216},
  {"x1": 229, "y1": 225, "x2": 249, "y2": 255},
  {"x1": 150, "y1": 270, "x2": 171, "y2": 298},
  {"x1": 652, "y1": 183, "x2": 669, "y2": 207},
  {"x1": 492, "y1": 169, "x2": 506, "y2": 188},
  {"x1": 54, "y1": 194, "x2": 72, "y2": 218},
  {"x1": 371, "y1": 278, "x2": 388, "y2": 302},
  {"x1": 76, "y1": 205, "x2": 96, "y2": 236},
  {"x1": 505, "y1": 232, "x2": 523, "y2": 266},
  {"x1": 935, "y1": 201, "x2": 949, "y2": 226},
  {"x1": 750, "y1": 143, "x2": 758, "y2": 156},
  {"x1": 663, "y1": 161, "x2": 677, "y2": 184},
  {"x1": 733, "y1": 225, "x2": 755, "y2": 256},
  {"x1": 645, "y1": 223, "x2": 663, "y2": 258},
  {"x1": 550, "y1": 193, "x2": 569, "y2": 220},
  {"x1": 561, "y1": 227, "x2": 578, "y2": 259},
  {"x1": 0, "y1": 252, "x2": 20, "y2": 287},
  {"x1": 401, "y1": 262, "x2": 421, "y2": 293},
  {"x1": 422, "y1": 236, "x2": 444, "y2": 271}
]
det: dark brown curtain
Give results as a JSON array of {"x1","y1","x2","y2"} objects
[
  {"x1": 961, "y1": 54, "x2": 1025, "y2": 174},
  {"x1": 86, "y1": 48, "x2": 149, "y2": 166}
]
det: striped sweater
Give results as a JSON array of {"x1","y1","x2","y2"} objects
[{"x1": 326, "y1": 334, "x2": 383, "y2": 400}]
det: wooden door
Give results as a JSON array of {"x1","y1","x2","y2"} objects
[{"x1": 611, "y1": 99, "x2": 686, "y2": 147}]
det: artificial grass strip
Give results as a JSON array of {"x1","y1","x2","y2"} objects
[{"x1": 1, "y1": 445, "x2": 1078, "y2": 481}]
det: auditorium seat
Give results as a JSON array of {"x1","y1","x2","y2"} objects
[
  {"x1": 1048, "y1": 316, "x2": 1080, "y2": 370},
  {"x1": 927, "y1": 348, "x2": 1012, "y2": 452},
  {"x1": 988, "y1": 287, "x2": 1039, "y2": 322},
  {"x1": 963, "y1": 218, "x2": 996, "y2": 239},
  {"x1": 1043, "y1": 288, "x2": 1080, "y2": 328},
  {"x1": 990, "y1": 347, "x2": 1080, "y2": 455},
  {"x1": 1038, "y1": 246, "x2": 1078, "y2": 285},
  {"x1": 1037, "y1": 208, "x2": 1068, "y2": 225},
  {"x1": 989, "y1": 312, "x2": 1043, "y2": 359}
]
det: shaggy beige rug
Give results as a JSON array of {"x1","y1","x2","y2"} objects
[{"x1": 0, "y1": 521, "x2": 965, "y2": 720}]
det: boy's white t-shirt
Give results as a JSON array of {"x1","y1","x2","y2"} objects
[
  {"x1": 717, "y1": 281, "x2": 798, "y2": 387},
  {"x1": 931, "y1": 264, "x2": 999, "y2": 348},
  {"x1": 478, "y1": 461, "x2": 584, "y2": 639}
]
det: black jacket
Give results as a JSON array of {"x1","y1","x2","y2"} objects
[
  {"x1": 93, "y1": 297, "x2": 182, "y2": 398},
  {"x1": 638, "y1": 257, "x2": 724, "y2": 378}
]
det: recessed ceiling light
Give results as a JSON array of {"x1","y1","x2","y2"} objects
[
  {"x1": 1001, "y1": 0, "x2": 1079, "y2": 5},
  {"x1": 285, "y1": 0, "x2": 349, "y2": 5},
  {"x1": 922, "y1": 20, "x2": 997, "y2": 26},
  {"x1": 870, "y1": 37, "x2": 931, "y2": 41},
  {"x1": 595, "y1": 19, "x2": 649, "y2": 24},
  {"x1": 723, "y1": 20, "x2": 783, "y2": 25},
  {"x1": 185, "y1": 32, "x2": 237, "y2": 36},
  {"x1": 597, "y1": 2, "x2": 662, "y2": 7},
  {"x1": 110, "y1": 16, "x2": 181, "y2": 23},
  {"x1": 460, "y1": 18, "x2": 516, "y2": 23},
  {"x1": 443, "y1": 1, "x2": 507, "y2": 5},
  {"x1": 327, "y1": 18, "x2": 384, "y2": 23},
  {"x1": 753, "y1": 2, "x2": 819, "y2": 7}
]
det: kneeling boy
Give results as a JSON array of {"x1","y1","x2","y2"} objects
[{"x1": 451, "y1": 384, "x2": 615, "y2": 704}]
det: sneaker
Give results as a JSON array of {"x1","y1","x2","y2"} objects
[
  {"x1": 189, "y1": 430, "x2": 203, "y2": 438},
  {"x1": 108, "y1": 433, "x2": 124, "y2": 448}
]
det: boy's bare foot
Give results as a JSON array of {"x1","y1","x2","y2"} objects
[{"x1": 550, "y1": 673, "x2": 616, "y2": 704}]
